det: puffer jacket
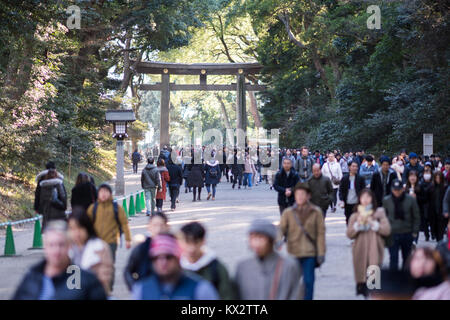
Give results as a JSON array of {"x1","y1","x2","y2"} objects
[
  {"x1": 38, "y1": 177, "x2": 67, "y2": 230},
  {"x1": 204, "y1": 160, "x2": 221, "y2": 185},
  {"x1": 34, "y1": 169, "x2": 64, "y2": 212},
  {"x1": 141, "y1": 164, "x2": 162, "y2": 189}
]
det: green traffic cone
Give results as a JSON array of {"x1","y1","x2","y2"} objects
[
  {"x1": 31, "y1": 218, "x2": 43, "y2": 249},
  {"x1": 122, "y1": 198, "x2": 129, "y2": 218},
  {"x1": 135, "y1": 193, "x2": 141, "y2": 213},
  {"x1": 4, "y1": 224, "x2": 16, "y2": 256},
  {"x1": 128, "y1": 195, "x2": 135, "y2": 216},
  {"x1": 140, "y1": 191, "x2": 146, "y2": 209}
]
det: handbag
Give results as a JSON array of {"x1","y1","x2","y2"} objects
[
  {"x1": 292, "y1": 210, "x2": 321, "y2": 268},
  {"x1": 327, "y1": 162, "x2": 341, "y2": 185}
]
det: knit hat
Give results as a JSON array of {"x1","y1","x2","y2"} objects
[
  {"x1": 248, "y1": 219, "x2": 277, "y2": 241},
  {"x1": 380, "y1": 156, "x2": 390, "y2": 164},
  {"x1": 409, "y1": 152, "x2": 418, "y2": 159},
  {"x1": 98, "y1": 183, "x2": 112, "y2": 194},
  {"x1": 149, "y1": 234, "x2": 181, "y2": 259}
]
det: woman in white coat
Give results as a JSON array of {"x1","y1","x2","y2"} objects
[{"x1": 322, "y1": 152, "x2": 343, "y2": 213}]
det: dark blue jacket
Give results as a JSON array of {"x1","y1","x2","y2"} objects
[
  {"x1": 124, "y1": 237, "x2": 153, "y2": 291},
  {"x1": 204, "y1": 160, "x2": 222, "y2": 185},
  {"x1": 13, "y1": 259, "x2": 107, "y2": 300},
  {"x1": 273, "y1": 168, "x2": 300, "y2": 207},
  {"x1": 167, "y1": 163, "x2": 183, "y2": 187},
  {"x1": 402, "y1": 163, "x2": 424, "y2": 184}
]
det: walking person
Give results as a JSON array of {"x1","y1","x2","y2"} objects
[
  {"x1": 34, "y1": 161, "x2": 65, "y2": 215},
  {"x1": 370, "y1": 156, "x2": 398, "y2": 206},
  {"x1": 187, "y1": 158, "x2": 204, "y2": 202},
  {"x1": 417, "y1": 164, "x2": 434, "y2": 241},
  {"x1": 166, "y1": 158, "x2": 183, "y2": 211},
  {"x1": 178, "y1": 222, "x2": 235, "y2": 299},
  {"x1": 339, "y1": 161, "x2": 366, "y2": 225},
  {"x1": 403, "y1": 152, "x2": 424, "y2": 185},
  {"x1": 13, "y1": 221, "x2": 107, "y2": 300},
  {"x1": 340, "y1": 152, "x2": 350, "y2": 177},
  {"x1": 391, "y1": 156, "x2": 405, "y2": 181},
  {"x1": 132, "y1": 149, "x2": 142, "y2": 174},
  {"x1": 182, "y1": 158, "x2": 192, "y2": 193},
  {"x1": 131, "y1": 233, "x2": 219, "y2": 300},
  {"x1": 68, "y1": 207, "x2": 114, "y2": 297},
  {"x1": 86, "y1": 183, "x2": 132, "y2": 291},
  {"x1": 124, "y1": 213, "x2": 170, "y2": 290},
  {"x1": 312, "y1": 150, "x2": 324, "y2": 167},
  {"x1": 307, "y1": 164, "x2": 333, "y2": 217},
  {"x1": 273, "y1": 158, "x2": 299, "y2": 215},
  {"x1": 294, "y1": 146, "x2": 313, "y2": 182},
  {"x1": 231, "y1": 150, "x2": 244, "y2": 189},
  {"x1": 243, "y1": 153, "x2": 256, "y2": 189},
  {"x1": 142, "y1": 157, "x2": 162, "y2": 216},
  {"x1": 383, "y1": 179, "x2": 420, "y2": 271},
  {"x1": 321, "y1": 152, "x2": 343, "y2": 213},
  {"x1": 71, "y1": 172, "x2": 97, "y2": 211},
  {"x1": 235, "y1": 219, "x2": 304, "y2": 300},
  {"x1": 280, "y1": 182, "x2": 326, "y2": 300},
  {"x1": 359, "y1": 155, "x2": 379, "y2": 187},
  {"x1": 429, "y1": 171, "x2": 447, "y2": 242},
  {"x1": 204, "y1": 154, "x2": 221, "y2": 200},
  {"x1": 346, "y1": 189, "x2": 391, "y2": 298},
  {"x1": 35, "y1": 167, "x2": 67, "y2": 232},
  {"x1": 156, "y1": 158, "x2": 170, "y2": 213}
]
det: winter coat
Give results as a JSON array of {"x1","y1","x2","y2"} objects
[
  {"x1": 382, "y1": 194, "x2": 420, "y2": 236},
  {"x1": 124, "y1": 237, "x2": 153, "y2": 291},
  {"x1": 413, "y1": 281, "x2": 450, "y2": 300},
  {"x1": 141, "y1": 164, "x2": 162, "y2": 190},
  {"x1": 273, "y1": 168, "x2": 300, "y2": 207},
  {"x1": 346, "y1": 207, "x2": 391, "y2": 283},
  {"x1": 359, "y1": 162, "x2": 379, "y2": 187},
  {"x1": 86, "y1": 196, "x2": 131, "y2": 245},
  {"x1": 234, "y1": 251, "x2": 304, "y2": 300},
  {"x1": 34, "y1": 169, "x2": 64, "y2": 212},
  {"x1": 167, "y1": 163, "x2": 183, "y2": 187},
  {"x1": 244, "y1": 158, "x2": 256, "y2": 174},
  {"x1": 339, "y1": 174, "x2": 366, "y2": 205},
  {"x1": 71, "y1": 182, "x2": 97, "y2": 211},
  {"x1": 187, "y1": 164, "x2": 204, "y2": 188},
  {"x1": 443, "y1": 187, "x2": 450, "y2": 215},
  {"x1": 132, "y1": 151, "x2": 142, "y2": 163},
  {"x1": 204, "y1": 160, "x2": 222, "y2": 185},
  {"x1": 38, "y1": 177, "x2": 67, "y2": 230},
  {"x1": 312, "y1": 155, "x2": 324, "y2": 167},
  {"x1": 231, "y1": 155, "x2": 245, "y2": 176},
  {"x1": 280, "y1": 202, "x2": 326, "y2": 258},
  {"x1": 370, "y1": 168, "x2": 398, "y2": 206},
  {"x1": 181, "y1": 249, "x2": 235, "y2": 300},
  {"x1": 322, "y1": 160, "x2": 343, "y2": 189},
  {"x1": 306, "y1": 174, "x2": 333, "y2": 212},
  {"x1": 402, "y1": 163, "x2": 424, "y2": 184},
  {"x1": 391, "y1": 163, "x2": 404, "y2": 181},
  {"x1": 12, "y1": 259, "x2": 107, "y2": 300},
  {"x1": 294, "y1": 156, "x2": 313, "y2": 181},
  {"x1": 156, "y1": 167, "x2": 170, "y2": 200},
  {"x1": 69, "y1": 237, "x2": 113, "y2": 295}
]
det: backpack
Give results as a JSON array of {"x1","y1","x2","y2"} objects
[
  {"x1": 209, "y1": 165, "x2": 218, "y2": 178},
  {"x1": 92, "y1": 201, "x2": 123, "y2": 236}
]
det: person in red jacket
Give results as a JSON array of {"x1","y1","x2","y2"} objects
[{"x1": 156, "y1": 158, "x2": 170, "y2": 213}]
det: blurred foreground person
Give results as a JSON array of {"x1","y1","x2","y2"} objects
[
  {"x1": 124, "y1": 213, "x2": 170, "y2": 291},
  {"x1": 68, "y1": 207, "x2": 113, "y2": 296},
  {"x1": 131, "y1": 233, "x2": 219, "y2": 300},
  {"x1": 235, "y1": 219, "x2": 304, "y2": 300},
  {"x1": 368, "y1": 269, "x2": 415, "y2": 300},
  {"x1": 178, "y1": 222, "x2": 234, "y2": 299},
  {"x1": 13, "y1": 221, "x2": 107, "y2": 300}
]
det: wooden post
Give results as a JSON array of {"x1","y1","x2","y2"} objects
[
  {"x1": 160, "y1": 73, "x2": 170, "y2": 149},
  {"x1": 236, "y1": 73, "x2": 247, "y2": 146}
]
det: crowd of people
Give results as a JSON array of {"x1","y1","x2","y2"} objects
[{"x1": 17, "y1": 145, "x2": 450, "y2": 300}]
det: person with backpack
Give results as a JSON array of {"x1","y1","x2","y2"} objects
[
  {"x1": 178, "y1": 222, "x2": 235, "y2": 299},
  {"x1": 234, "y1": 219, "x2": 304, "y2": 300},
  {"x1": 142, "y1": 157, "x2": 162, "y2": 216},
  {"x1": 86, "y1": 183, "x2": 131, "y2": 291},
  {"x1": 204, "y1": 154, "x2": 221, "y2": 200},
  {"x1": 279, "y1": 182, "x2": 326, "y2": 300}
]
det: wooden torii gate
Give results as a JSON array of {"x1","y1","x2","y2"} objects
[{"x1": 132, "y1": 61, "x2": 265, "y2": 149}]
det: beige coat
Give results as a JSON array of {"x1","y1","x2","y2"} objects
[
  {"x1": 346, "y1": 207, "x2": 391, "y2": 284},
  {"x1": 280, "y1": 203, "x2": 326, "y2": 258}
]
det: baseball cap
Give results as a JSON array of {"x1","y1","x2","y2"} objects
[{"x1": 391, "y1": 179, "x2": 403, "y2": 190}]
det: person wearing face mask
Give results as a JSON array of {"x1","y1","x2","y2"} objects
[
  {"x1": 417, "y1": 163, "x2": 434, "y2": 242},
  {"x1": 391, "y1": 156, "x2": 405, "y2": 181},
  {"x1": 408, "y1": 247, "x2": 448, "y2": 299}
]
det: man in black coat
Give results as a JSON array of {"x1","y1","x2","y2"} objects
[
  {"x1": 13, "y1": 221, "x2": 106, "y2": 300},
  {"x1": 132, "y1": 149, "x2": 142, "y2": 174},
  {"x1": 273, "y1": 158, "x2": 300, "y2": 215},
  {"x1": 339, "y1": 161, "x2": 366, "y2": 225},
  {"x1": 166, "y1": 158, "x2": 183, "y2": 210},
  {"x1": 370, "y1": 156, "x2": 397, "y2": 206}
]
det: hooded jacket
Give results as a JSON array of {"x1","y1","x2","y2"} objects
[
  {"x1": 204, "y1": 159, "x2": 221, "y2": 185},
  {"x1": 181, "y1": 248, "x2": 234, "y2": 300},
  {"x1": 141, "y1": 164, "x2": 162, "y2": 189},
  {"x1": 34, "y1": 169, "x2": 64, "y2": 212},
  {"x1": 37, "y1": 175, "x2": 67, "y2": 230}
]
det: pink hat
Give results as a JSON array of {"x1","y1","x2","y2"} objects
[{"x1": 149, "y1": 234, "x2": 181, "y2": 259}]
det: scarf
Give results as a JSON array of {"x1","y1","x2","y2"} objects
[{"x1": 392, "y1": 192, "x2": 406, "y2": 220}]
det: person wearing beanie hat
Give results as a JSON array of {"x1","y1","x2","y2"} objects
[
  {"x1": 280, "y1": 181, "x2": 326, "y2": 300},
  {"x1": 132, "y1": 233, "x2": 219, "y2": 300},
  {"x1": 370, "y1": 156, "x2": 398, "y2": 206},
  {"x1": 87, "y1": 183, "x2": 132, "y2": 291},
  {"x1": 234, "y1": 219, "x2": 304, "y2": 300},
  {"x1": 403, "y1": 152, "x2": 424, "y2": 185}
]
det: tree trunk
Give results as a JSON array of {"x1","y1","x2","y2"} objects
[
  {"x1": 248, "y1": 91, "x2": 262, "y2": 127},
  {"x1": 215, "y1": 94, "x2": 231, "y2": 129}
]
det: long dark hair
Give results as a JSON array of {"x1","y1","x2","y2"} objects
[
  {"x1": 406, "y1": 170, "x2": 420, "y2": 193},
  {"x1": 68, "y1": 206, "x2": 98, "y2": 241},
  {"x1": 75, "y1": 172, "x2": 90, "y2": 186},
  {"x1": 353, "y1": 188, "x2": 378, "y2": 212}
]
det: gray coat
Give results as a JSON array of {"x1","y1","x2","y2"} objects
[
  {"x1": 234, "y1": 251, "x2": 304, "y2": 300},
  {"x1": 141, "y1": 164, "x2": 161, "y2": 189},
  {"x1": 307, "y1": 175, "x2": 333, "y2": 212},
  {"x1": 294, "y1": 156, "x2": 313, "y2": 181},
  {"x1": 382, "y1": 193, "x2": 420, "y2": 235}
]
